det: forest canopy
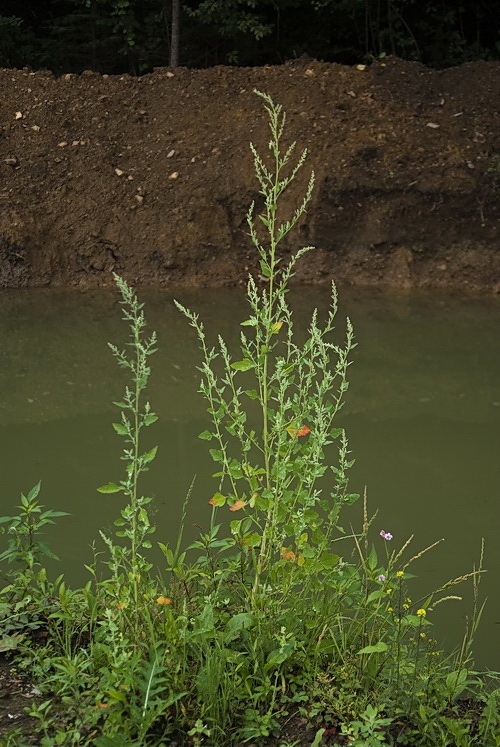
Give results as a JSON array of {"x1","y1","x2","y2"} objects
[{"x1": 1, "y1": 0, "x2": 499, "y2": 74}]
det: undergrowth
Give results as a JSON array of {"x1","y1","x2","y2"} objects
[{"x1": 1, "y1": 92, "x2": 499, "y2": 747}]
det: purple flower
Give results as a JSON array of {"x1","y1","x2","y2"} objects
[
  {"x1": 378, "y1": 574, "x2": 386, "y2": 582},
  {"x1": 380, "y1": 530, "x2": 393, "y2": 541}
]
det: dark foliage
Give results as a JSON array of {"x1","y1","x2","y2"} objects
[{"x1": 0, "y1": 0, "x2": 499, "y2": 74}]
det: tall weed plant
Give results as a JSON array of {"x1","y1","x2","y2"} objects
[{"x1": 1, "y1": 92, "x2": 499, "y2": 747}]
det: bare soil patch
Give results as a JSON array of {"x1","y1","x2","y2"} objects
[{"x1": 0, "y1": 57, "x2": 499, "y2": 291}]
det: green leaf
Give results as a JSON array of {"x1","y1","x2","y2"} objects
[
  {"x1": 241, "y1": 317, "x2": 258, "y2": 327},
  {"x1": 357, "y1": 641, "x2": 388, "y2": 655},
  {"x1": 259, "y1": 259, "x2": 271, "y2": 277},
  {"x1": 245, "y1": 389, "x2": 259, "y2": 399},
  {"x1": 144, "y1": 413, "x2": 158, "y2": 426},
  {"x1": 112, "y1": 422, "x2": 128, "y2": 435},
  {"x1": 141, "y1": 446, "x2": 158, "y2": 464},
  {"x1": 320, "y1": 552, "x2": 340, "y2": 569},
  {"x1": 198, "y1": 430, "x2": 213, "y2": 440},
  {"x1": 209, "y1": 448, "x2": 223, "y2": 462},
  {"x1": 27, "y1": 482, "x2": 41, "y2": 501},
  {"x1": 97, "y1": 482, "x2": 123, "y2": 494},
  {"x1": 330, "y1": 428, "x2": 343, "y2": 438},
  {"x1": 209, "y1": 492, "x2": 226, "y2": 507},
  {"x1": 231, "y1": 359, "x2": 255, "y2": 371},
  {"x1": 264, "y1": 641, "x2": 295, "y2": 671},
  {"x1": 226, "y1": 612, "x2": 256, "y2": 633}
]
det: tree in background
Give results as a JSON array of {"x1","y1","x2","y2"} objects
[{"x1": 0, "y1": 0, "x2": 499, "y2": 73}]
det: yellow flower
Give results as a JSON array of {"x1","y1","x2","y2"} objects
[
  {"x1": 116, "y1": 601, "x2": 127, "y2": 610},
  {"x1": 156, "y1": 596, "x2": 172, "y2": 605},
  {"x1": 406, "y1": 597, "x2": 412, "y2": 604},
  {"x1": 417, "y1": 608, "x2": 426, "y2": 617},
  {"x1": 396, "y1": 571, "x2": 404, "y2": 578},
  {"x1": 386, "y1": 588, "x2": 393, "y2": 595},
  {"x1": 420, "y1": 632, "x2": 426, "y2": 638},
  {"x1": 403, "y1": 603, "x2": 409, "y2": 610},
  {"x1": 387, "y1": 606, "x2": 393, "y2": 613}
]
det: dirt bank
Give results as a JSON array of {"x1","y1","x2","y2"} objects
[{"x1": 1, "y1": 57, "x2": 499, "y2": 291}]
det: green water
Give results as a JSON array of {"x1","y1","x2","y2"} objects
[{"x1": 1, "y1": 286, "x2": 499, "y2": 669}]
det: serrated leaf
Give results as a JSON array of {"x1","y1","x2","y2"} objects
[
  {"x1": 245, "y1": 389, "x2": 259, "y2": 399},
  {"x1": 144, "y1": 413, "x2": 158, "y2": 426},
  {"x1": 112, "y1": 422, "x2": 128, "y2": 435},
  {"x1": 198, "y1": 430, "x2": 213, "y2": 440},
  {"x1": 231, "y1": 359, "x2": 254, "y2": 371},
  {"x1": 241, "y1": 317, "x2": 258, "y2": 327},
  {"x1": 97, "y1": 482, "x2": 123, "y2": 494},
  {"x1": 142, "y1": 446, "x2": 158, "y2": 464}
]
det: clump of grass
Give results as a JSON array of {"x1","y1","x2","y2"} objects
[{"x1": 1, "y1": 91, "x2": 499, "y2": 747}]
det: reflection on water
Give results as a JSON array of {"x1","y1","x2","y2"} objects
[{"x1": 1, "y1": 286, "x2": 499, "y2": 668}]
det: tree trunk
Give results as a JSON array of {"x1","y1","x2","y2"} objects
[{"x1": 170, "y1": 0, "x2": 180, "y2": 67}]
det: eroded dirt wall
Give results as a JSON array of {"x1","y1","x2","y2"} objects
[{"x1": 0, "y1": 57, "x2": 499, "y2": 290}]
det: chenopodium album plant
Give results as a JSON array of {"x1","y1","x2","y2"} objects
[{"x1": 175, "y1": 91, "x2": 358, "y2": 613}]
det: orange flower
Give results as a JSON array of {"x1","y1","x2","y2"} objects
[
  {"x1": 116, "y1": 601, "x2": 127, "y2": 610},
  {"x1": 281, "y1": 547, "x2": 296, "y2": 562},
  {"x1": 156, "y1": 596, "x2": 172, "y2": 605}
]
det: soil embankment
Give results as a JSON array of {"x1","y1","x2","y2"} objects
[{"x1": 0, "y1": 57, "x2": 499, "y2": 290}]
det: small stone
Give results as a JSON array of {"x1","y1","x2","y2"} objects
[
  {"x1": 426, "y1": 122, "x2": 440, "y2": 129},
  {"x1": 127, "y1": 175, "x2": 133, "y2": 180},
  {"x1": 115, "y1": 168, "x2": 124, "y2": 176},
  {"x1": 134, "y1": 194, "x2": 144, "y2": 205},
  {"x1": 15, "y1": 111, "x2": 23, "y2": 120},
  {"x1": 304, "y1": 68, "x2": 315, "y2": 77},
  {"x1": 169, "y1": 171, "x2": 179, "y2": 179},
  {"x1": 167, "y1": 149, "x2": 175, "y2": 158},
  {"x1": 31, "y1": 125, "x2": 40, "y2": 132},
  {"x1": 4, "y1": 156, "x2": 18, "y2": 166},
  {"x1": 58, "y1": 141, "x2": 68, "y2": 147},
  {"x1": 356, "y1": 64, "x2": 366, "y2": 70},
  {"x1": 166, "y1": 71, "x2": 175, "y2": 78}
]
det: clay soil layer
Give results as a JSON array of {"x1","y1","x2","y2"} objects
[{"x1": 0, "y1": 57, "x2": 499, "y2": 291}]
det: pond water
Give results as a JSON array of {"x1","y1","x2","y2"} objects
[{"x1": 1, "y1": 286, "x2": 499, "y2": 669}]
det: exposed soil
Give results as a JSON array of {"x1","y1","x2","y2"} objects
[{"x1": 0, "y1": 57, "x2": 500, "y2": 291}]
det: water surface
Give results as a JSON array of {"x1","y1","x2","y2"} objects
[{"x1": 1, "y1": 286, "x2": 499, "y2": 668}]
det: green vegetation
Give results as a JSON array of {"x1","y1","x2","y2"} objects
[
  {"x1": 1, "y1": 93, "x2": 499, "y2": 746},
  {"x1": 0, "y1": 0, "x2": 499, "y2": 73}
]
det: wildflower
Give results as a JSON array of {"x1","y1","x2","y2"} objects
[
  {"x1": 403, "y1": 603, "x2": 409, "y2": 610},
  {"x1": 97, "y1": 703, "x2": 108, "y2": 708},
  {"x1": 396, "y1": 571, "x2": 404, "y2": 578},
  {"x1": 281, "y1": 547, "x2": 295, "y2": 562},
  {"x1": 378, "y1": 574, "x2": 386, "y2": 582},
  {"x1": 420, "y1": 632, "x2": 426, "y2": 638},
  {"x1": 406, "y1": 597, "x2": 412, "y2": 604},
  {"x1": 387, "y1": 607, "x2": 393, "y2": 613},
  {"x1": 156, "y1": 596, "x2": 172, "y2": 605},
  {"x1": 416, "y1": 608, "x2": 426, "y2": 617},
  {"x1": 386, "y1": 588, "x2": 393, "y2": 595},
  {"x1": 116, "y1": 601, "x2": 127, "y2": 610},
  {"x1": 380, "y1": 530, "x2": 393, "y2": 541}
]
